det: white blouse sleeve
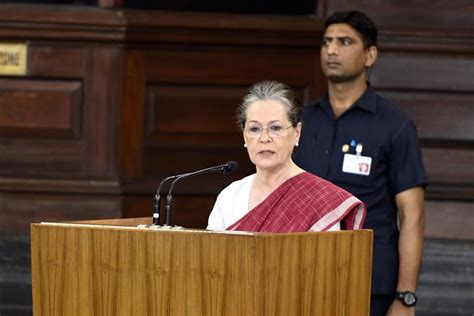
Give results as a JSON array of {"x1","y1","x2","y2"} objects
[
  {"x1": 207, "y1": 191, "x2": 227, "y2": 230},
  {"x1": 207, "y1": 174, "x2": 255, "y2": 231}
]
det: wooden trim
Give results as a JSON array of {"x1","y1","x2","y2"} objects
[
  {"x1": 0, "y1": 4, "x2": 124, "y2": 25},
  {"x1": 315, "y1": 0, "x2": 328, "y2": 18},
  {"x1": 0, "y1": 5, "x2": 472, "y2": 52},
  {"x1": 99, "y1": 0, "x2": 123, "y2": 9},
  {"x1": 0, "y1": 178, "x2": 120, "y2": 194},
  {"x1": 426, "y1": 184, "x2": 474, "y2": 202},
  {"x1": 378, "y1": 30, "x2": 474, "y2": 53}
]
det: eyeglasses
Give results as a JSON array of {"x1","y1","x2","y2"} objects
[{"x1": 244, "y1": 124, "x2": 293, "y2": 139}]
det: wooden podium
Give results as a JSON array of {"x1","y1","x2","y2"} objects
[{"x1": 31, "y1": 218, "x2": 372, "y2": 315}]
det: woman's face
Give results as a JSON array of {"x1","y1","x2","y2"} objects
[{"x1": 243, "y1": 99, "x2": 301, "y2": 172}]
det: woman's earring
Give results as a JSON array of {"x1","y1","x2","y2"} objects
[
  {"x1": 295, "y1": 140, "x2": 299, "y2": 147},
  {"x1": 244, "y1": 143, "x2": 247, "y2": 148}
]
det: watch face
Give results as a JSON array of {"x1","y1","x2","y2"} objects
[{"x1": 404, "y1": 292, "x2": 417, "y2": 306}]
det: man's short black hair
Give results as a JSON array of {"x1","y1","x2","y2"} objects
[{"x1": 325, "y1": 10, "x2": 378, "y2": 47}]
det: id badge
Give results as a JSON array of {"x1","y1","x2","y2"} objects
[{"x1": 342, "y1": 153, "x2": 372, "y2": 176}]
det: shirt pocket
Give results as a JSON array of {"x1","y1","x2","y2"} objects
[{"x1": 333, "y1": 144, "x2": 384, "y2": 189}]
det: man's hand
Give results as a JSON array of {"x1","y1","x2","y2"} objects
[{"x1": 386, "y1": 299, "x2": 415, "y2": 316}]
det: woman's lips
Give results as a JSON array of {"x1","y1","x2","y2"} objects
[{"x1": 258, "y1": 150, "x2": 275, "y2": 156}]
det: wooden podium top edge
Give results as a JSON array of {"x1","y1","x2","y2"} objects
[
  {"x1": 31, "y1": 222, "x2": 255, "y2": 235},
  {"x1": 30, "y1": 218, "x2": 373, "y2": 237}
]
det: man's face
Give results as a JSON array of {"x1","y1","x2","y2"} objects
[{"x1": 320, "y1": 23, "x2": 374, "y2": 83}]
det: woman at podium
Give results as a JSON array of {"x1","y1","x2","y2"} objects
[{"x1": 207, "y1": 80, "x2": 366, "y2": 232}]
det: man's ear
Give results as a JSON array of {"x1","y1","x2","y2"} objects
[{"x1": 365, "y1": 46, "x2": 378, "y2": 68}]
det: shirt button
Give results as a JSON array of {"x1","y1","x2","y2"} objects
[{"x1": 324, "y1": 149, "x2": 329, "y2": 155}]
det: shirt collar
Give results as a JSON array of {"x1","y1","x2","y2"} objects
[{"x1": 318, "y1": 87, "x2": 378, "y2": 116}]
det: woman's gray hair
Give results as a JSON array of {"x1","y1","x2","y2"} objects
[{"x1": 236, "y1": 80, "x2": 302, "y2": 129}]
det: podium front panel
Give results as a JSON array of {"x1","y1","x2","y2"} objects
[{"x1": 31, "y1": 219, "x2": 372, "y2": 315}]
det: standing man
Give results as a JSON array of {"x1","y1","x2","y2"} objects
[{"x1": 294, "y1": 11, "x2": 428, "y2": 316}]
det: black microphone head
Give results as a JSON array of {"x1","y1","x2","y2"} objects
[{"x1": 223, "y1": 161, "x2": 238, "y2": 174}]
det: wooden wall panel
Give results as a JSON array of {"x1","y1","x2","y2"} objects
[
  {"x1": 120, "y1": 50, "x2": 146, "y2": 177},
  {"x1": 422, "y1": 148, "x2": 473, "y2": 186},
  {"x1": 0, "y1": 19, "x2": 124, "y2": 308},
  {"x1": 82, "y1": 46, "x2": 122, "y2": 177},
  {"x1": 380, "y1": 91, "x2": 474, "y2": 142},
  {"x1": 141, "y1": 47, "x2": 316, "y2": 132},
  {"x1": 0, "y1": 141, "x2": 83, "y2": 176},
  {"x1": 121, "y1": 45, "x2": 320, "y2": 191},
  {"x1": 145, "y1": 84, "x2": 313, "y2": 146},
  {"x1": 144, "y1": 84, "x2": 244, "y2": 146},
  {"x1": 372, "y1": 53, "x2": 474, "y2": 92},
  {"x1": 0, "y1": 44, "x2": 122, "y2": 179},
  {"x1": 425, "y1": 200, "x2": 474, "y2": 240},
  {"x1": 144, "y1": 47, "x2": 318, "y2": 87},
  {"x1": 123, "y1": 11, "x2": 325, "y2": 47},
  {"x1": 0, "y1": 79, "x2": 82, "y2": 138},
  {"x1": 28, "y1": 45, "x2": 87, "y2": 77},
  {"x1": 0, "y1": 192, "x2": 121, "y2": 233}
]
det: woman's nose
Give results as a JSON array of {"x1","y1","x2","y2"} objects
[{"x1": 259, "y1": 128, "x2": 272, "y2": 141}]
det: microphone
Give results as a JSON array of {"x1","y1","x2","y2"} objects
[
  {"x1": 164, "y1": 161, "x2": 238, "y2": 226},
  {"x1": 152, "y1": 175, "x2": 179, "y2": 226}
]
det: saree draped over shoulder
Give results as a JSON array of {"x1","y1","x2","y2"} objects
[{"x1": 227, "y1": 172, "x2": 366, "y2": 232}]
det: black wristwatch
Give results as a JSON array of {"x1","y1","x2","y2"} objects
[{"x1": 395, "y1": 291, "x2": 417, "y2": 307}]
